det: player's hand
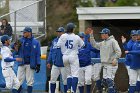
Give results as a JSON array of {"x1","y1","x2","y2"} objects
[
  {"x1": 35, "y1": 65, "x2": 40, "y2": 73},
  {"x1": 15, "y1": 40, "x2": 22, "y2": 49},
  {"x1": 16, "y1": 58, "x2": 22, "y2": 62},
  {"x1": 121, "y1": 36, "x2": 126, "y2": 43},
  {"x1": 47, "y1": 63, "x2": 51, "y2": 69},
  {"x1": 85, "y1": 27, "x2": 93, "y2": 35},
  {"x1": 125, "y1": 51, "x2": 129, "y2": 54},
  {"x1": 112, "y1": 59, "x2": 117, "y2": 66}
]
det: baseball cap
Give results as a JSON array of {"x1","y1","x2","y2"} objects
[
  {"x1": 56, "y1": 27, "x2": 65, "y2": 32},
  {"x1": 1, "y1": 35, "x2": 11, "y2": 42},
  {"x1": 99, "y1": 28, "x2": 110, "y2": 34},
  {"x1": 131, "y1": 30, "x2": 137, "y2": 36},
  {"x1": 78, "y1": 32, "x2": 85, "y2": 38},
  {"x1": 22, "y1": 26, "x2": 32, "y2": 32},
  {"x1": 137, "y1": 30, "x2": 140, "y2": 35}
]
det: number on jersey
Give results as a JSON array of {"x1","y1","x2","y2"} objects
[{"x1": 65, "y1": 40, "x2": 73, "y2": 49}]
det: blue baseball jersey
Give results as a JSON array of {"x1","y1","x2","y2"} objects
[
  {"x1": 128, "y1": 41, "x2": 140, "y2": 69},
  {"x1": 123, "y1": 39, "x2": 135, "y2": 66},
  {"x1": 78, "y1": 34, "x2": 99, "y2": 67},
  {"x1": 47, "y1": 37, "x2": 64, "y2": 67}
]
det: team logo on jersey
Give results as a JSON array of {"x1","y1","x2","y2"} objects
[
  {"x1": 53, "y1": 42, "x2": 58, "y2": 49},
  {"x1": 33, "y1": 45, "x2": 36, "y2": 48}
]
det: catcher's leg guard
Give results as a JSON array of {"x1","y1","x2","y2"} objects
[
  {"x1": 106, "y1": 78, "x2": 116, "y2": 93},
  {"x1": 96, "y1": 80, "x2": 102, "y2": 93}
]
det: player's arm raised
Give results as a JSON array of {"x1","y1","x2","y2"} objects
[{"x1": 85, "y1": 27, "x2": 101, "y2": 50}]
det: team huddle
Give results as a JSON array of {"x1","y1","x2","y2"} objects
[
  {"x1": 0, "y1": 22, "x2": 140, "y2": 93},
  {"x1": 47, "y1": 22, "x2": 140, "y2": 93}
]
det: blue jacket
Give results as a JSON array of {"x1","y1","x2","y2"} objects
[
  {"x1": 128, "y1": 41, "x2": 140, "y2": 69},
  {"x1": 16, "y1": 36, "x2": 41, "y2": 69},
  {"x1": 91, "y1": 50, "x2": 100, "y2": 58},
  {"x1": 47, "y1": 37, "x2": 64, "y2": 67},
  {"x1": 123, "y1": 39, "x2": 135, "y2": 66},
  {"x1": 78, "y1": 34, "x2": 99, "y2": 67}
]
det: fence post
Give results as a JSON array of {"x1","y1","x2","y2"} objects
[{"x1": 14, "y1": 11, "x2": 17, "y2": 41}]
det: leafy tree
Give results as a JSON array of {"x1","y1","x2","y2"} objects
[{"x1": 105, "y1": 0, "x2": 140, "y2": 6}]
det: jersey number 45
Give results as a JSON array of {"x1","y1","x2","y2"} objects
[{"x1": 65, "y1": 40, "x2": 73, "y2": 49}]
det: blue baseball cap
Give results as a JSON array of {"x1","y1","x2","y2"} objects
[
  {"x1": 22, "y1": 26, "x2": 32, "y2": 32},
  {"x1": 1, "y1": 35, "x2": 11, "y2": 42},
  {"x1": 131, "y1": 30, "x2": 137, "y2": 36},
  {"x1": 78, "y1": 32, "x2": 85, "y2": 37},
  {"x1": 99, "y1": 28, "x2": 110, "y2": 34},
  {"x1": 137, "y1": 30, "x2": 140, "y2": 35},
  {"x1": 56, "y1": 27, "x2": 65, "y2": 32}
]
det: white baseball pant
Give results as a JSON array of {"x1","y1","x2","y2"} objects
[
  {"x1": 92, "y1": 63, "x2": 102, "y2": 81},
  {"x1": 78, "y1": 65, "x2": 92, "y2": 86},
  {"x1": 50, "y1": 65, "x2": 67, "y2": 85},
  {"x1": 17, "y1": 65, "x2": 34, "y2": 86},
  {"x1": 102, "y1": 64, "x2": 118, "y2": 80},
  {"x1": 2, "y1": 67, "x2": 20, "y2": 89},
  {"x1": 129, "y1": 69, "x2": 140, "y2": 86},
  {"x1": 63, "y1": 54, "x2": 79, "y2": 78}
]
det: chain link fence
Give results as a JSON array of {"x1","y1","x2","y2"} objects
[{"x1": 0, "y1": 0, "x2": 46, "y2": 41}]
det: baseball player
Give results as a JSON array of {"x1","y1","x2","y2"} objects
[
  {"x1": 57, "y1": 23, "x2": 84, "y2": 93},
  {"x1": 91, "y1": 51, "x2": 102, "y2": 93},
  {"x1": 14, "y1": 27, "x2": 41, "y2": 93},
  {"x1": 0, "y1": 35, "x2": 22, "y2": 93},
  {"x1": 46, "y1": 27, "x2": 67, "y2": 93},
  {"x1": 84, "y1": 27, "x2": 102, "y2": 93},
  {"x1": 78, "y1": 32, "x2": 99, "y2": 93},
  {"x1": 121, "y1": 30, "x2": 140, "y2": 92},
  {"x1": 87, "y1": 28, "x2": 122, "y2": 93},
  {"x1": 125, "y1": 30, "x2": 140, "y2": 93}
]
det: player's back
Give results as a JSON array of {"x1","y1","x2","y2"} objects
[{"x1": 57, "y1": 33, "x2": 84, "y2": 55}]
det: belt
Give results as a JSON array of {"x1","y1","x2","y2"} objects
[{"x1": 3, "y1": 66, "x2": 13, "y2": 70}]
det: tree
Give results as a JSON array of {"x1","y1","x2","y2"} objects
[{"x1": 105, "y1": 0, "x2": 140, "y2": 7}]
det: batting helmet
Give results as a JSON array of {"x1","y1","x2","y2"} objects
[
  {"x1": 130, "y1": 30, "x2": 137, "y2": 36},
  {"x1": 99, "y1": 28, "x2": 110, "y2": 34},
  {"x1": 56, "y1": 27, "x2": 65, "y2": 32},
  {"x1": 66, "y1": 22, "x2": 76, "y2": 30}
]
